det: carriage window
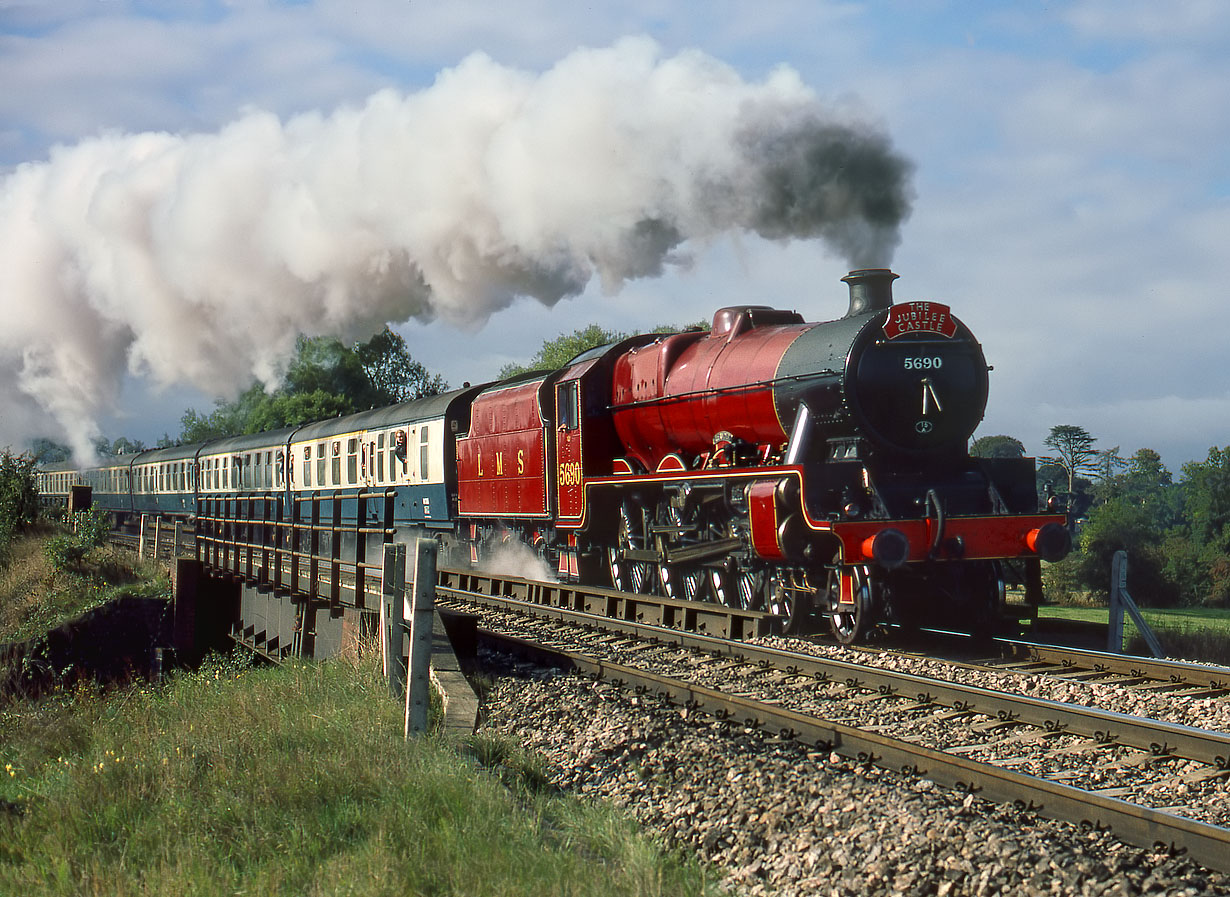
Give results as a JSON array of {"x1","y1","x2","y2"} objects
[
  {"x1": 377, "y1": 434, "x2": 385, "y2": 482},
  {"x1": 331, "y1": 442, "x2": 342, "y2": 485},
  {"x1": 420, "y1": 427, "x2": 431, "y2": 481},
  {"x1": 275, "y1": 451, "x2": 285, "y2": 489},
  {"x1": 347, "y1": 438, "x2": 358, "y2": 484},
  {"x1": 316, "y1": 443, "x2": 326, "y2": 486}
]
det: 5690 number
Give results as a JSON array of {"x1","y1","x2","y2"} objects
[{"x1": 903, "y1": 356, "x2": 943, "y2": 370}]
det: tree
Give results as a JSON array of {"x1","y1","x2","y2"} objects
[
  {"x1": 1180, "y1": 447, "x2": 1230, "y2": 555},
  {"x1": 1094, "y1": 446, "x2": 1128, "y2": 482},
  {"x1": 353, "y1": 328, "x2": 447, "y2": 404},
  {"x1": 0, "y1": 448, "x2": 39, "y2": 565},
  {"x1": 179, "y1": 329, "x2": 447, "y2": 442},
  {"x1": 1041, "y1": 425, "x2": 1099, "y2": 497},
  {"x1": 1073, "y1": 497, "x2": 1179, "y2": 606},
  {"x1": 93, "y1": 436, "x2": 148, "y2": 457},
  {"x1": 1095, "y1": 447, "x2": 1178, "y2": 524},
  {"x1": 498, "y1": 325, "x2": 628, "y2": 379},
  {"x1": 29, "y1": 438, "x2": 71, "y2": 463},
  {"x1": 970, "y1": 434, "x2": 1026, "y2": 459},
  {"x1": 498, "y1": 320, "x2": 709, "y2": 379}
]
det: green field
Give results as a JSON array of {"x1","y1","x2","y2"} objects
[
  {"x1": 1039, "y1": 604, "x2": 1230, "y2": 662},
  {"x1": 1039, "y1": 604, "x2": 1230, "y2": 632}
]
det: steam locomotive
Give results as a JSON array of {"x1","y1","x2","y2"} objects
[{"x1": 37, "y1": 269, "x2": 1069, "y2": 643}]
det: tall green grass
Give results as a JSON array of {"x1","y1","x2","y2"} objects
[{"x1": 0, "y1": 647, "x2": 714, "y2": 897}]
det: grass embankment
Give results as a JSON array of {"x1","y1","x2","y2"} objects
[
  {"x1": 1039, "y1": 605, "x2": 1230, "y2": 664},
  {"x1": 0, "y1": 650, "x2": 712, "y2": 896},
  {"x1": 0, "y1": 529, "x2": 713, "y2": 896},
  {"x1": 0, "y1": 526, "x2": 169, "y2": 645}
]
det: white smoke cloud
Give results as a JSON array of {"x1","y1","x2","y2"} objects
[{"x1": 0, "y1": 37, "x2": 911, "y2": 460}]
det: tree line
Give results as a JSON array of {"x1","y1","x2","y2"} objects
[
  {"x1": 974, "y1": 426, "x2": 1230, "y2": 608},
  {"x1": 32, "y1": 328, "x2": 447, "y2": 462}
]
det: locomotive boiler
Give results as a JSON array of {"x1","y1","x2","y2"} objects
[{"x1": 567, "y1": 268, "x2": 1070, "y2": 640}]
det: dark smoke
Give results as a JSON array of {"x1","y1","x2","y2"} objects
[{"x1": 742, "y1": 118, "x2": 914, "y2": 267}]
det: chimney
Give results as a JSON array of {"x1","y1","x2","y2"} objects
[{"x1": 841, "y1": 268, "x2": 898, "y2": 317}]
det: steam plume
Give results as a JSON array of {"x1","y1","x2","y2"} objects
[{"x1": 0, "y1": 37, "x2": 912, "y2": 459}]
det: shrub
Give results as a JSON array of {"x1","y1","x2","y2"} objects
[
  {"x1": 44, "y1": 510, "x2": 112, "y2": 573},
  {"x1": 0, "y1": 449, "x2": 39, "y2": 566},
  {"x1": 1041, "y1": 555, "x2": 1085, "y2": 604}
]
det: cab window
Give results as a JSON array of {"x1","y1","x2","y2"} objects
[{"x1": 558, "y1": 382, "x2": 580, "y2": 431}]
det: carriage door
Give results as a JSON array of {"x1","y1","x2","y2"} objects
[{"x1": 555, "y1": 380, "x2": 583, "y2": 522}]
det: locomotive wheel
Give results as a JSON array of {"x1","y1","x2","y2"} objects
[
  {"x1": 659, "y1": 563, "x2": 706, "y2": 602},
  {"x1": 710, "y1": 566, "x2": 764, "y2": 610},
  {"x1": 765, "y1": 571, "x2": 810, "y2": 634},
  {"x1": 608, "y1": 506, "x2": 655, "y2": 593},
  {"x1": 655, "y1": 501, "x2": 708, "y2": 602},
  {"x1": 827, "y1": 566, "x2": 873, "y2": 645}
]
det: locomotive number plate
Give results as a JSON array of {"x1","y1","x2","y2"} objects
[{"x1": 903, "y1": 356, "x2": 944, "y2": 370}]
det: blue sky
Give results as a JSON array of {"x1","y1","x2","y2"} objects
[{"x1": 2, "y1": 0, "x2": 1228, "y2": 473}]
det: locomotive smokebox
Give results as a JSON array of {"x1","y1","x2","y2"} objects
[{"x1": 841, "y1": 268, "x2": 898, "y2": 317}]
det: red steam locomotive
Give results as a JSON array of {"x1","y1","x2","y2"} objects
[{"x1": 455, "y1": 268, "x2": 1070, "y2": 642}]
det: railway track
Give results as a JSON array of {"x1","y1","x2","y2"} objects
[
  {"x1": 989, "y1": 640, "x2": 1230, "y2": 698},
  {"x1": 438, "y1": 567, "x2": 1230, "y2": 874}
]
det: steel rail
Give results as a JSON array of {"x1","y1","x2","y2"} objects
[
  {"x1": 437, "y1": 577, "x2": 1230, "y2": 769},
  {"x1": 996, "y1": 639, "x2": 1230, "y2": 696},
  {"x1": 481, "y1": 627, "x2": 1230, "y2": 874},
  {"x1": 437, "y1": 567, "x2": 780, "y2": 641}
]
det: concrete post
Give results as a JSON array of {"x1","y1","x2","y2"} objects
[
  {"x1": 381, "y1": 543, "x2": 407, "y2": 699},
  {"x1": 1108, "y1": 552, "x2": 1126, "y2": 653},
  {"x1": 404, "y1": 538, "x2": 437, "y2": 737}
]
